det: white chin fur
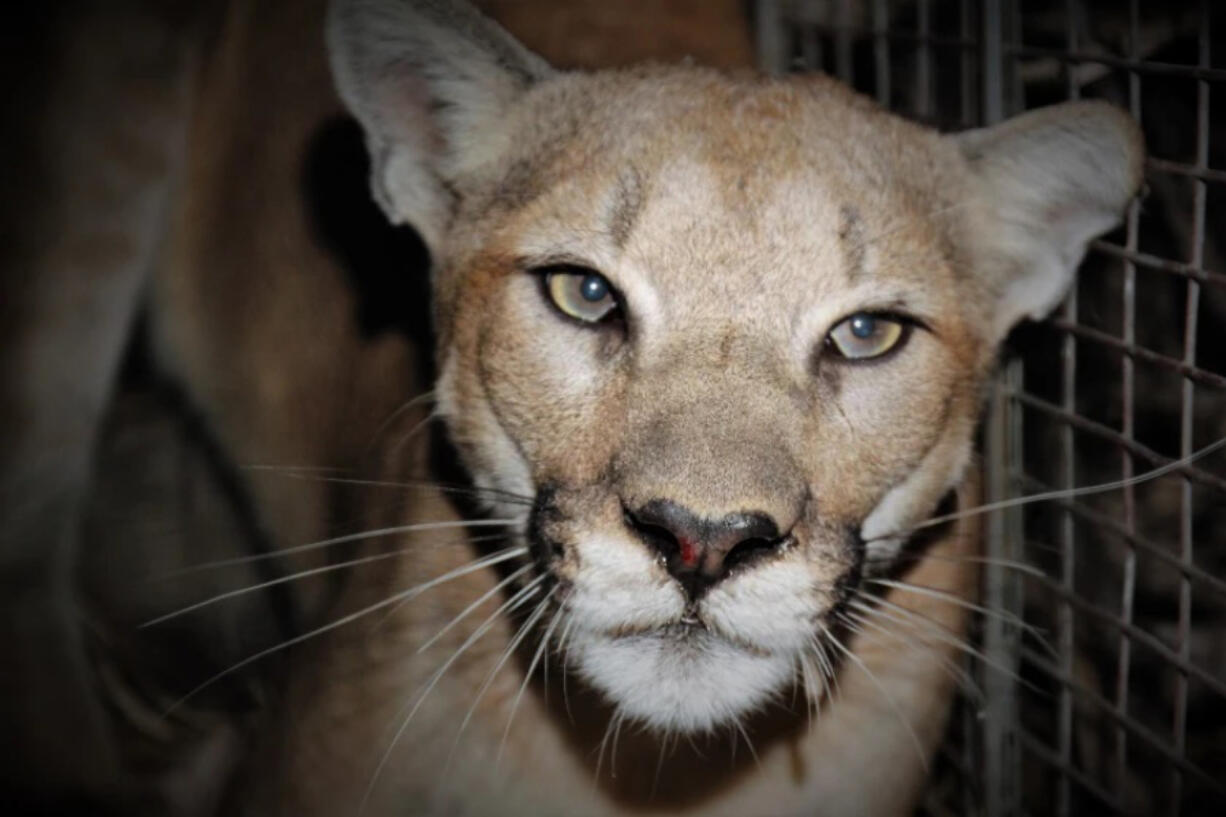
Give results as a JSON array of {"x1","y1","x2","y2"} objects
[{"x1": 571, "y1": 631, "x2": 792, "y2": 733}]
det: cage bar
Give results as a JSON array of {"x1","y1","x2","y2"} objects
[{"x1": 759, "y1": 3, "x2": 1226, "y2": 814}]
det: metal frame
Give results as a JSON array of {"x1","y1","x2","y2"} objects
[{"x1": 757, "y1": 2, "x2": 1225, "y2": 814}]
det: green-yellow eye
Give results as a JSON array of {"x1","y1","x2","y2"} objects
[
  {"x1": 545, "y1": 270, "x2": 617, "y2": 323},
  {"x1": 827, "y1": 313, "x2": 907, "y2": 360}
]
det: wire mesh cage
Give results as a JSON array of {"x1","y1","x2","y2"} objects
[{"x1": 755, "y1": 2, "x2": 1226, "y2": 815}]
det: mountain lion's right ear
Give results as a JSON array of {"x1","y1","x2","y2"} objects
[{"x1": 327, "y1": 0, "x2": 553, "y2": 258}]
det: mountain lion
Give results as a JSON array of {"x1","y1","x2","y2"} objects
[
  {"x1": 226, "y1": 1, "x2": 1144, "y2": 814},
  {"x1": 1, "y1": 0, "x2": 1142, "y2": 814}
]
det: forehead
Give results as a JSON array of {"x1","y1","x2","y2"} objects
[{"x1": 494, "y1": 68, "x2": 961, "y2": 313}]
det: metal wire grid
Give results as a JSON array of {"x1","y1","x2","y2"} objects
[{"x1": 756, "y1": 2, "x2": 1226, "y2": 815}]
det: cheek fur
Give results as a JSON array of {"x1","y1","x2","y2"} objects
[
  {"x1": 805, "y1": 339, "x2": 964, "y2": 524},
  {"x1": 701, "y1": 555, "x2": 834, "y2": 653},
  {"x1": 475, "y1": 280, "x2": 627, "y2": 482}
]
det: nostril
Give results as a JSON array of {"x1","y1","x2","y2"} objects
[
  {"x1": 623, "y1": 506, "x2": 680, "y2": 562},
  {"x1": 723, "y1": 534, "x2": 790, "y2": 573}
]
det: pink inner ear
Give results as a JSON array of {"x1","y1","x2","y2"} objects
[{"x1": 678, "y1": 537, "x2": 698, "y2": 568}]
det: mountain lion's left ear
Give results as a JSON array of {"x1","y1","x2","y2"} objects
[{"x1": 952, "y1": 101, "x2": 1144, "y2": 340}]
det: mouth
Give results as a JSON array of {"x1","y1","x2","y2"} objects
[{"x1": 568, "y1": 624, "x2": 797, "y2": 733}]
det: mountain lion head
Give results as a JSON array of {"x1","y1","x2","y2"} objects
[{"x1": 328, "y1": 0, "x2": 1142, "y2": 736}]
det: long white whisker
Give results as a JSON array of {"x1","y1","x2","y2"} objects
[
  {"x1": 239, "y1": 469, "x2": 537, "y2": 506},
  {"x1": 360, "y1": 575, "x2": 546, "y2": 814},
  {"x1": 825, "y1": 632, "x2": 928, "y2": 772},
  {"x1": 142, "y1": 539, "x2": 512, "y2": 627},
  {"x1": 863, "y1": 551, "x2": 1045, "y2": 578},
  {"x1": 649, "y1": 730, "x2": 673, "y2": 800},
  {"x1": 609, "y1": 711, "x2": 626, "y2": 780},
  {"x1": 557, "y1": 611, "x2": 579, "y2": 724},
  {"x1": 868, "y1": 435, "x2": 1226, "y2": 544},
  {"x1": 594, "y1": 711, "x2": 625, "y2": 784},
  {"x1": 364, "y1": 389, "x2": 436, "y2": 453},
  {"x1": 733, "y1": 720, "x2": 760, "y2": 769},
  {"x1": 535, "y1": 604, "x2": 566, "y2": 710},
  {"x1": 162, "y1": 518, "x2": 517, "y2": 576},
  {"x1": 802, "y1": 652, "x2": 824, "y2": 722},
  {"x1": 841, "y1": 605, "x2": 981, "y2": 703},
  {"x1": 414, "y1": 564, "x2": 533, "y2": 655},
  {"x1": 450, "y1": 589, "x2": 553, "y2": 749},
  {"x1": 849, "y1": 592, "x2": 1038, "y2": 691},
  {"x1": 810, "y1": 631, "x2": 840, "y2": 702},
  {"x1": 240, "y1": 463, "x2": 347, "y2": 473},
  {"x1": 165, "y1": 546, "x2": 527, "y2": 715},
  {"x1": 388, "y1": 408, "x2": 441, "y2": 461},
  {"x1": 865, "y1": 576, "x2": 1056, "y2": 657}
]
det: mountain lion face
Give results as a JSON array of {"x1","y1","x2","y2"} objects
[{"x1": 329, "y1": 0, "x2": 1142, "y2": 736}]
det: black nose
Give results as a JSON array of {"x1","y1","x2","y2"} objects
[{"x1": 624, "y1": 499, "x2": 786, "y2": 599}]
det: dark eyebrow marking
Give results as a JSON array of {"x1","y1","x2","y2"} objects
[
  {"x1": 838, "y1": 203, "x2": 867, "y2": 282},
  {"x1": 608, "y1": 168, "x2": 646, "y2": 250}
]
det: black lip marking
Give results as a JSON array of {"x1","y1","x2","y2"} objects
[
  {"x1": 528, "y1": 483, "x2": 565, "y2": 571},
  {"x1": 829, "y1": 525, "x2": 868, "y2": 624}
]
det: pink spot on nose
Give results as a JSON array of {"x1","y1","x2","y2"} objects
[{"x1": 678, "y1": 537, "x2": 698, "y2": 568}]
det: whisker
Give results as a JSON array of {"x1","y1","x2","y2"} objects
[
  {"x1": 863, "y1": 551, "x2": 1045, "y2": 579},
  {"x1": 809, "y1": 631, "x2": 841, "y2": 704},
  {"x1": 557, "y1": 612, "x2": 579, "y2": 725},
  {"x1": 865, "y1": 577, "x2": 1056, "y2": 657},
  {"x1": 361, "y1": 575, "x2": 547, "y2": 814},
  {"x1": 256, "y1": 471, "x2": 536, "y2": 506},
  {"x1": 387, "y1": 409, "x2": 441, "y2": 461},
  {"x1": 824, "y1": 632, "x2": 929, "y2": 773},
  {"x1": 804, "y1": 650, "x2": 827, "y2": 721},
  {"x1": 847, "y1": 596, "x2": 983, "y2": 672},
  {"x1": 535, "y1": 604, "x2": 566, "y2": 710},
  {"x1": 142, "y1": 538, "x2": 513, "y2": 627},
  {"x1": 732, "y1": 720, "x2": 760, "y2": 769},
  {"x1": 237, "y1": 465, "x2": 536, "y2": 507},
  {"x1": 850, "y1": 597, "x2": 1049, "y2": 702},
  {"x1": 840, "y1": 605, "x2": 982, "y2": 703},
  {"x1": 609, "y1": 705, "x2": 626, "y2": 779},
  {"x1": 794, "y1": 653, "x2": 820, "y2": 727},
  {"x1": 241, "y1": 463, "x2": 348, "y2": 473},
  {"x1": 594, "y1": 711, "x2": 626, "y2": 784},
  {"x1": 164, "y1": 546, "x2": 528, "y2": 715},
  {"x1": 161, "y1": 517, "x2": 518, "y2": 577},
  {"x1": 450, "y1": 590, "x2": 553, "y2": 749},
  {"x1": 866, "y1": 434, "x2": 1226, "y2": 545},
  {"x1": 364, "y1": 389, "x2": 436, "y2": 453},
  {"x1": 649, "y1": 730, "x2": 673, "y2": 800},
  {"x1": 683, "y1": 732, "x2": 707, "y2": 761},
  {"x1": 414, "y1": 564, "x2": 533, "y2": 655}
]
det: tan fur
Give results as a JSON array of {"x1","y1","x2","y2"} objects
[
  {"x1": 229, "y1": 2, "x2": 1142, "y2": 815},
  {"x1": 1, "y1": 1, "x2": 1141, "y2": 814}
]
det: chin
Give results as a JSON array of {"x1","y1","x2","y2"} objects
[{"x1": 570, "y1": 629, "x2": 795, "y2": 734}]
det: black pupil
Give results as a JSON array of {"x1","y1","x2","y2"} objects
[
  {"x1": 579, "y1": 274, "x2": 609, "y2": 302},
  {"x1": 850, "y1": 314, "x2": 876, "y2": 339}
]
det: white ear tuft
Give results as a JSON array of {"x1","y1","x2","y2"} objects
[
  {"x1": 326, "y1": 0, "x2": 553, "y2": 257},
  {"x1": 953, "y1": 101, "x2": 1144, "y2": 339}
]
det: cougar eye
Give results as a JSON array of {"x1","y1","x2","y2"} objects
[
  {"x1": 544, "y1": 269, "x2": 618, "y2": 323},
  {"x1": 826, "y1": 312, "x2": 908, "y2": 360}
]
